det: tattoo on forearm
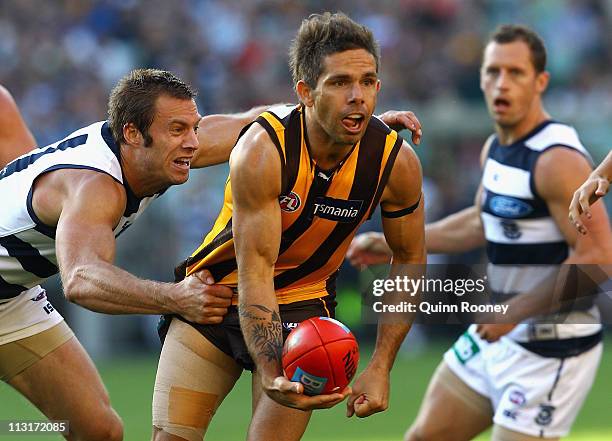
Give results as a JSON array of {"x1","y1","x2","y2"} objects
[
  {"x1": 240, "y1": 304, "x2": 283, "y2": 362},
  {"x1": 239, "y1": 304, "x2": 270, "y2": 321}
]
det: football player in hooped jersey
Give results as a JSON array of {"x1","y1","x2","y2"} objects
[
  {"x1": 153, "y1": 13, "x2": 425, "y2": 441},
  {"x1": 348, "y1": 25, "x2": 612, "y2": 441},
  {"x1": 0, "y1": 70, "x2": 283, "y2": 441}
]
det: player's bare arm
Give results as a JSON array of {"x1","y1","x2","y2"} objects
[
  {"x1": 0, "y1": 85, "x2": 36, "y2": 168},
  {"x1": 479, "y1": 147, "x2": 612, "y2": 341},
  {"x1": 347, "y1": 141, "x2": 426, "y2": 418},
  {"x1": 191, "y1": 105, "x2": 270, "y2": 168},
  {"x1": 232, "y1": 124, "x2": 348, "y2": 411},
  {"x1": 33, "y1": 169, "x2": 231, "y2": 323},
  {"x1": 192, "y1": 107, "x2": 423, "y2": 168},
  {"x1": 570, "y1": 149, "x2": 612, "y2": 234}
]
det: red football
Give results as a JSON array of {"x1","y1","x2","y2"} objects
[{"x1": 282, "y1": 317, "x2": 359, "y2": 396}]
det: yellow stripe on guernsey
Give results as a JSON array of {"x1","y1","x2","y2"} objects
[{"x1": 186, "y1": 104, "x2": 403, "y2": 305}]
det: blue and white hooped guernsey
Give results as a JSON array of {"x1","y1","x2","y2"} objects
[
  {"x1": 0, "y1": 121, "x2": 159, "y2": 301},
  {"x1": 480, "y1": 120, "x2": 601, "y2": 342}
]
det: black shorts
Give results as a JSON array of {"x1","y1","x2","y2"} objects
[{"x1": 158, "y1": 295, "x2": 336, "y2": 371}]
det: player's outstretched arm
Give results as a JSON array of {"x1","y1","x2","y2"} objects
[
  {"x1": 191, "y1": 105, "x2": 271, "y2": 168},
  {"x1": 192, "y1": 107, "x2": 424, "y2": 168},
  {"x1": 41, "y1": 170, "x2": 231, "y2": 323},
  {"x1": 569, "y1": 150, "x2": 612, "y2": 234},
  {"x1": 231, "y1": 124, "x2": 348, "y2": 411},
  {"x1": 477, "y1": 147, "x2": 612, "y2": 341},
  {"x1": 347, "y1": 141, "x2": 426, "y2": 418},
  {"x1": 0, "y1": 85, "x2": 36, "y2": 168}
]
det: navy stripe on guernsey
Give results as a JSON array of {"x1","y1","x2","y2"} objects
[
  {"x1": 101, "y1": 122, "x2": 144, "y2": 217},
  {"x1": 24, "y1": 164, "x2": 121, "y2": 240},
  {"x1": 0, "y1": 134, "x2": 88, "y2": 181},
  {"x1": 0, "y1": 276, "x2": 25, "y2": 299},
  {"x1": 0, "y1": 235, "x2": 57, "y2": 278},
  {"x1": 0, "y1": 233, "x2": 58, "y2": 299},
  {"x1": 486, "y1": 242, "x2": 568, "y2": 265},
  {"x1": 482, "y1": 120, "x2": 588, "y2": 265}
]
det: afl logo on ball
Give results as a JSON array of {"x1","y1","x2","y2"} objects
[{"x1": 279, "y1": 192, "x2": 301, "y2": 212}]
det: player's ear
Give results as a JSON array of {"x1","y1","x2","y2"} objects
[
  {"x1": 123, "y1": 122, "x2": 144, "y2": 147},
  {"x1": 376, "y1": 79, "x2": 381, "y2": 92},
  {"x1": 296, "y1": 80, "x2": 315, "y2": 107},
  {"x1": 536, "y1": 70, "x2": 550, "y2": 94}
]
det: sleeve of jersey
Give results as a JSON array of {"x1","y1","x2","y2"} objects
[{"x1": 252, "y1": 113, "x2": 287, "y2": 192}]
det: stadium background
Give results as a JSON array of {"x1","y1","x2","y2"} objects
[{"x1": 1, "y1": 0, "x2": 610, "y2": 439}]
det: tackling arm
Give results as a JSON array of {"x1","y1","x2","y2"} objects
[
  {"x1": 192, "y1": 107, "x2": 424, "y2": 168},
  {"x1": 41, "y1": 170, "x2": 232, "y2": 323},
  {"x1": 191, "y1": 105, "x2": 271, "y2": 168}
]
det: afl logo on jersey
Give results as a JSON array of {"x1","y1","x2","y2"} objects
[
  {"x1": 279, "y1": 192, "x2": 301, "y2": 212},
  {"x1": 490, "y1": 196, "x2": 533, "y2": 218}
]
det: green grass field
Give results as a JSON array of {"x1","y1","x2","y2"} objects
[{"x1": 1, "y1": 340, "x2": 610, "y2": 440}]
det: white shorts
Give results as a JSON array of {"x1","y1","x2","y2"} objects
[
  {"x1": 0, "y1": 286, "x2": 64, "y2": 346},
  {"x1": 444, "y1": 325, "x2": 602, "y2": 438}
]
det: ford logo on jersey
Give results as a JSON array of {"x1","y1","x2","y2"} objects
[
  {"x1": 312, "y1": 197, "x2": 363, "y2": 222},
  {"x1": 489, "y1": 196, "x2": 533, "y2": 218}
]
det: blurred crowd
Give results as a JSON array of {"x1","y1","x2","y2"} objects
[{"x1": 2, "y1": 0, "x2": 612, "y2": 350}]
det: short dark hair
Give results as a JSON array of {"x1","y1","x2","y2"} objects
[
  {"x1": 488, "y1": 24, "x2": 547, "y2": 73},
  {"x1": 289, "y1": 12, "x2": 380, "y2": 88},
  {"x1": 108, "y1": 69, "x2": 196, "y2": 146}
]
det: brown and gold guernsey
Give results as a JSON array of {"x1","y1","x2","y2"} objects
[{"x1": 185, "y1": 104, "x2": 403, "y2": 304}]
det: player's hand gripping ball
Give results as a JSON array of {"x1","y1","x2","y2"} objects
[{"x1": 282, "y1": 317, "x2": 359, "y2": 395}]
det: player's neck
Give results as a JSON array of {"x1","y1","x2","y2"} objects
[
  {"x1": 304, "y1": 110, "x2": 354, "y2": 171},
  {"x1": 496, "y1": 106, "x2": 550, "y2": 146},
  {"x1": 120, "y1": 144, "x2": 162, "y2": 198}
]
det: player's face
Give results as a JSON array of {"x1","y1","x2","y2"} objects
[
  {"x1": 308, "y1": 49, "x2": 380, "y2": 146},
  {"x1": 146, "y1": 95, "x2": 200, "y2": 186},
  {"x1": 480, "y1": 41, "x2": 548, "y2": 128}
]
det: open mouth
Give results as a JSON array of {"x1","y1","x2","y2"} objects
[
  {"x1": 341, "y1": 113, "x2": 365, "y2": 134},
  {"x1": 493, "y1": 97, "x2": 511, "y2": 112},
  {"x1": 173, "y1": 158, "x2": 191, "y2": 170}
]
